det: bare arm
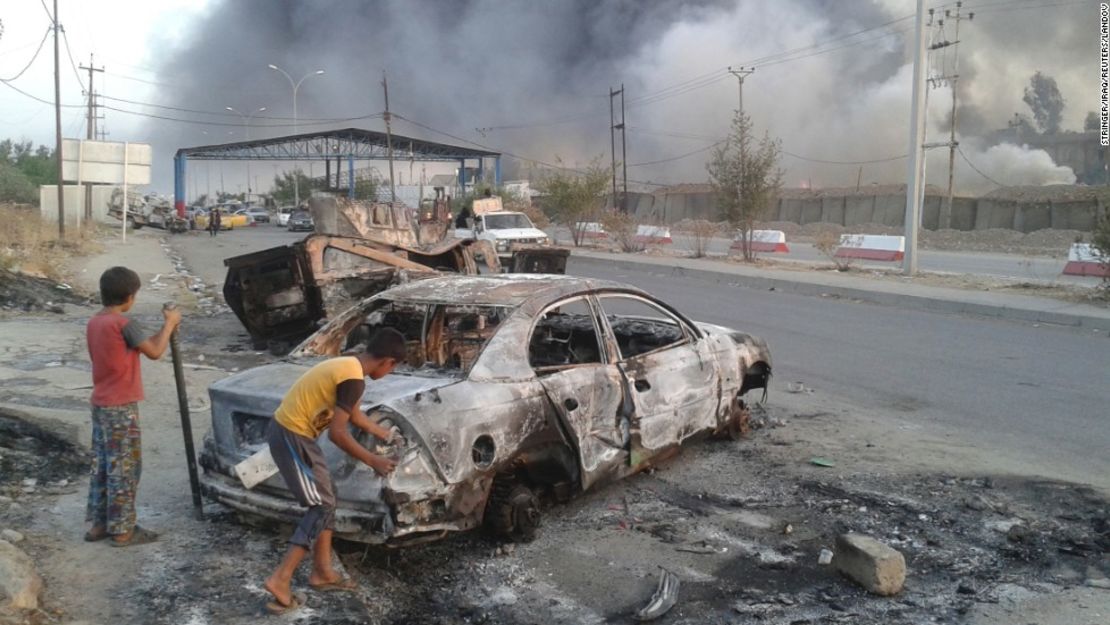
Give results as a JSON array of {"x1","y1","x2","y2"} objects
[
  {"x1": 328, "y1": 407, "x2": 396, "y2": 477},
  {"x1": 136, "y1": 308, "x2": 181, "y2": 360}
]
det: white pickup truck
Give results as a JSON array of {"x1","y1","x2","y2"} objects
[{"x1": 453, "y1": 197, "x2": 550, "y2": 262}]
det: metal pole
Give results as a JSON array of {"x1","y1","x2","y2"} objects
[
  {"x1": 53, "y1": 0, "x2": 65, "y2": 238},
  {"x1": 903, "y1": 0, "x2": 929, "y2": 275},
  {"x1": 609, "y1": 86, "x2": 618, "y2": 210},
  {"x1": 122, "y1": 142, "x2": 129, "y2": 243},
  {"x1": 382, "y1": 71, "x2": 397, "y2": 204},
  {"x1": 164, "y1": 303, "x2": 204, "y2": 520},
  {"x1": 943, "y1": 3, "x2": 970, "y2": 230},
  {"x1": 620, "y1": 83, "x2": 627, "y2": 213}
]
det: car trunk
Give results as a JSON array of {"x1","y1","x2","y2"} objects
[{"x1": 206, "y1": 362, "x2": 460, "y2": 505}]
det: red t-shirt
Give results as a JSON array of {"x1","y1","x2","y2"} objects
[{"x1": 87, "y1": 312, "x2": 147, "y2": 407}]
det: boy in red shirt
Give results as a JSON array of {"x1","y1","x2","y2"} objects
[{"x1": 84, "y1": 266, "x2": 181, "y2": 547}]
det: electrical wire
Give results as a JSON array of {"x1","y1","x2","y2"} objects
[
  {"x1": 96, "y1": 93, "x2": 374, "y2": 122},
  {"x1": 0, "y1": 26, "x2": 50, "y2": 82},
  {"x1": 628, "y1": 142, "x2": 723, "y2": 167},
  {"x1": 783, "y1": 150, "x2": 908, "y2": 165},
  {"x1": 957, "y1": 146, "x2": 1004, "y2": 186},
  {"x1": 0, "y1": 78, "x2": 84, "y2": 107},
  {"x1": 39, "y1": 0, "x2": 53, "y2": 21},
  {"x1": 60, "y1": 27, "x2": 86, "y2": 92},
  {"x1": 98, "y1": 104, "x2": 383, "y2": 128}
]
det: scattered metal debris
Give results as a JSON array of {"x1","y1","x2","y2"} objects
[{"x1": 634, "y1": 568, "x2": 679, "y2": 621}]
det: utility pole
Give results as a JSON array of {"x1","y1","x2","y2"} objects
[
  {"x1": 927, "y1": 2, "x2": 973, "y2": 229},
  {"x1": 728, "y1": 66, "x2": 755, "y2": 228},
  {"x1": 80, "y1": 54, "x2": 104, "y2": 221},
  {"x1": 903, "y1": 0, "x2": 929, "y2": 276},
  {"x1": 52, "y1": 0, "x2": 64, "y2": 238},
  {"x1": 620, "y1": 83, "x2": 627, "y2": 212},
  {"x1": 727, "y1": 66, "x2": 754, "y2": 117},
  {"x1": 382, "y1": 71, "x2": 396, "y2": 204},
  {"x1": 609, "y1": 86, "x2": 619, "y2": 210},
  {"x1": 609, "y1": 86, "x2": 627, "y2": 210}
]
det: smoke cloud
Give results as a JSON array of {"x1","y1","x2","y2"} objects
[{"x1": 142, "y1": 0, "x2": 1097, "y2": 195}]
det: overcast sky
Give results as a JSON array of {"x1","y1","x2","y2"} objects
[{"x1": 0, "y1": 0, "x2": 1099, "y2": 195}]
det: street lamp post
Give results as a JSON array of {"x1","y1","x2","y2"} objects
[
  {"x1": 226, "y1": 106, "x2": 266, "y2": 199},
  {"x1": 268, "y1": 64, "x2": 325, "y2": 207}
]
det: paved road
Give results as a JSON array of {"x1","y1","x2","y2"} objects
[
  {"x1": 546, "y1": 226, "x2": 1096, "y2": 285},
  {"x1": 171, "y1": 226, "x2": 1110, "y2": 484}
]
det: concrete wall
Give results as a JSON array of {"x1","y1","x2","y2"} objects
[
  {"x1": 38, "y1": 185, "x2": 120, "y2": 228},
  {"x1": 625, "y1": 187, "x2": 1100, "y2": 232}
]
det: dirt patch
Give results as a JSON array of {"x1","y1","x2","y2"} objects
[
  {"x1": 0, "y1": 270, "x2": 90, "y2": 314},
  {"x1": 0, "y1": 409, "x2": 89, "y2": 489}
]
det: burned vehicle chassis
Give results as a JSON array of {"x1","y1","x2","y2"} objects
[{"x1": 199, "y1": 276, "x2": 771, "y2": 546}]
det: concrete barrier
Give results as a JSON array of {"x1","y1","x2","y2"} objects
[
  {"x1": 634, "y1": 225, "x2": 672, "y2": 245},
  {"x1": 731, "y1": 229, "x2": 789, "y2": 253},
  {"x1": 575, "y1": 222, "x2": 607, "y2": 239},
  {"x1": 1062, "y1": 243, "x2": 1108, "y2": 277},
  {"x1": 835, "y1": 234, "x2": 905, "y2": 261}
]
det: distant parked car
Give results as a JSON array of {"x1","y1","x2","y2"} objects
[
  {"x1": 240, "y1": 207, "x2": 271, "y2": 224},
  {"x1": 276, "y1": 206, "x2": 295, "y2": 227},
  {"x1": 286, "y1": 210, "x2": 314, "y2": 232}
]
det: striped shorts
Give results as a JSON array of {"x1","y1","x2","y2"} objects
[{"x1": 267, "y1": 420, "x2": 336, "y2": 548}]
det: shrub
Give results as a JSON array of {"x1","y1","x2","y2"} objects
[
  {"x1": 675, "y1": 219, "x2": 720, "y2": 258},
  {"x1": 814, "y1": 230, "x2": 853, "y2": 271},
  {"x1": 601, "y1": 211, "x2": 645, "y2": 253}
]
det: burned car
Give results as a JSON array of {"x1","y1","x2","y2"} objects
[{"x1": 198, "y1": 275, "x2": 771, "y2": 545}]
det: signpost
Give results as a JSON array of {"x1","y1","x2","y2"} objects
[{"x1": 61, "y1": 139, "x2": 151, "y2": 240}]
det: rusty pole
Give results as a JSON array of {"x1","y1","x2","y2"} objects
[
  {"x1": 164, "y1": 303, "x2": 204, "y2": 520},
  {"x1": 382, "y1": 71, "x2": 397, "y2": 205}
]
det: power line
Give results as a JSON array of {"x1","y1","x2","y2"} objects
[
  {"x1": 957, "y1": 145, "x2": 1004, "y2": 186},
  {"x1": 0, "y1": 78, "x2": 83, "y2": 107},
  {"x1": 98, "y1": 103, "x2": 383, "y2": 128},
  {"x1": 96, "y1": 93, "x2": 370, "y2": 122},
  {"x1": 38, "y1": 0, "x2": 52, "y2": 20},
  {"x1": 628, "y1": 141, "x2": 722, "y2": 167},
  {"x1": 0, "y1": 26, "x2": 50, "y2": 81},
  {"x1": 60, "y1": 27, "x2": 85, "y2": 91},
  {"x1": 782, "y1": 150, "x2": 908, "y2": 165}
]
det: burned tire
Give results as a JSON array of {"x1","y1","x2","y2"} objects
[
  {"x1": 485, "y1": 481, "x2": 540, "y2": 542},
  {"x1": 713, "y1": 396, "x2": 750, "y2": 442}
]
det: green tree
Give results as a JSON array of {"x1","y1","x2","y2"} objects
[
  {"x1": 706, "y1": 110, "x2": 783, "y2": 261},
  {"x1": 1085, "y1": 111, "x2": 1099, "y2": 133},
  {"x1": 270, "y1": 170, "x2": 322, "y2": 205},
  {"x1": 534, "y1": 161, "x2": 609, "y2": 246},
  {"x1": 1023, "y1": 71, "x2": 1065, "y2": 135},
  {"x1": 0, "y1": 161, "x2": 37, "y2": 204}
]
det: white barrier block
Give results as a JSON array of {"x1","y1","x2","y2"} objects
[
  {"x1": 575, "y1": 222, "x2": 607, "y2": 239},
  {"x1": 731, "y1": 229, "x2": 789, "y2": 253},
  {"x1": 1062, "y1": 243, "x2": 1109, "y2": 277},
  {"x1": 835, "y1": 234, "x2": 905, "y2": 261},
  {"x1": 634, "y1": 225, "x2": 673, "y2": 244}
]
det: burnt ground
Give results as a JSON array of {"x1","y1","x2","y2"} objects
[
  {"x1": 0, "y1": 270, "x2": 91, "y2": 314},
  {"x1": 10, "y1": 407, "x2": 1101, "y2": 625},
  {"x1": 0, "y1": 409, "x2": 89, "y2": 490}
]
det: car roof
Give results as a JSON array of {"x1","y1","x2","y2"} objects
[{"x1": 380, "y1": 274, "x2": 642, "y2": 307}]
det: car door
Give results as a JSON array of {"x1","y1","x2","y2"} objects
[
  {"x1": 529, "y1": 296, "x2": 631, "y2": 490},
  {"x1": 596, "y1": 293, "x2": 720, "y2": 465}
]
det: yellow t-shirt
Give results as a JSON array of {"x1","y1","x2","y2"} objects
[{"x1": 274, "y1": 357, "x2": 365, "y2": 439}]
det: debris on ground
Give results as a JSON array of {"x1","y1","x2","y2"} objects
[
  {"x1": 833, "y1": 533, "x2": 907, "y2": 596},
  {"x1": 0, "y1": 410, "x2": 90, "y2": 488},
  {"x1": 634, "y1": 568, "x2": 679, "y2": 621},
  {"x1": 0, "y1": 538, "x2": 43, "y2": 611},
  {"x1": 0, "y1": 270, "x2": 88, "y2": 314}
]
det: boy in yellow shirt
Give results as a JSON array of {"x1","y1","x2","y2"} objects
[{"x1": 263, "y1": 328, "x2": 406, "y2": 613}]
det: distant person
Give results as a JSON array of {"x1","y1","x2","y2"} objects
[
  {"x1": 209, "y1": 209, "x2": 221, "y2": 237},
  {"x1": 455, "y1": 205, "x2": 471, "y2": 229},
  {"x1": 262, "y1": 329, "x2": 405, "y2": 614},
  {"x1": 84, "y1": 267, "x2": 181, "y2": 547}
]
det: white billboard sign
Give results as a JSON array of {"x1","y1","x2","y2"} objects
[{"x1": 61, "y1": 139, "x2": 151, "y2": 185}]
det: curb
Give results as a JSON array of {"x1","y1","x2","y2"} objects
[{"x1": 569, "y1": 254, "x2": 1110, "y2": 332}]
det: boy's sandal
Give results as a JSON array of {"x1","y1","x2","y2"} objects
[
  {"x1": 84, "y1": 528, "x2": 109, "y2": 542},
  {"x1": 309, "y1": 576, "x2": 358, "y2": 593},
  {"x1": 110, "y1": 526, "x2": 159, "y2": 547},
  {"x1": 265, "y1": 591, "x2": 307, "y2": 615}
]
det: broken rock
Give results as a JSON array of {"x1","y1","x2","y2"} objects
[
  {"x1": 0, "y1": 538, "x2": 43, "y2": 610},
  {"x1": 0, "y1": 529, "x2": 23, "y2": 544},
  {"x1": 833, "y1": 533, "x2": 906, "y2": 596}
]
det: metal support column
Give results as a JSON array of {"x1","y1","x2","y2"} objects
[
  {"x1": 495, "y1": 156, "x2": 502, "y2": 187},
  {"x1": 347, "y1": 155, "x2": 355, "y2": 199},
  {"x1": 174, "y1": 154, "x2": 187, "y2": 218},
  {"x1": 458, "y1": 159, "x2": 466, "y2": 195},
  {"x1": 477, "y1": 158, "x2": 485, "y2": 190}
]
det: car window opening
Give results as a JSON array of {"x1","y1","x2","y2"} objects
[
  {"x1": 529, "y1": 301, "x2": 603, "y2": 370},
  {"x1": 599, "y1": 296, "x2": 687, "y2": 360},
  {"x1": 484, "y1": 213, "x2": 534, "y2": 230},
  {"x1": 344, "y1": 300, "x2": 507, "y2": 374}
]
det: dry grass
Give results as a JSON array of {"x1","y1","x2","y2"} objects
[
  {"x1": 0, "y1": 203, "x2": 103, "y2": 281},
  {"x1": 601, "y1": 211, "x2": 646, "y2": 253},
  {"x1": 675, "y1": 219, "x2": 721, "y2": 258}
]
